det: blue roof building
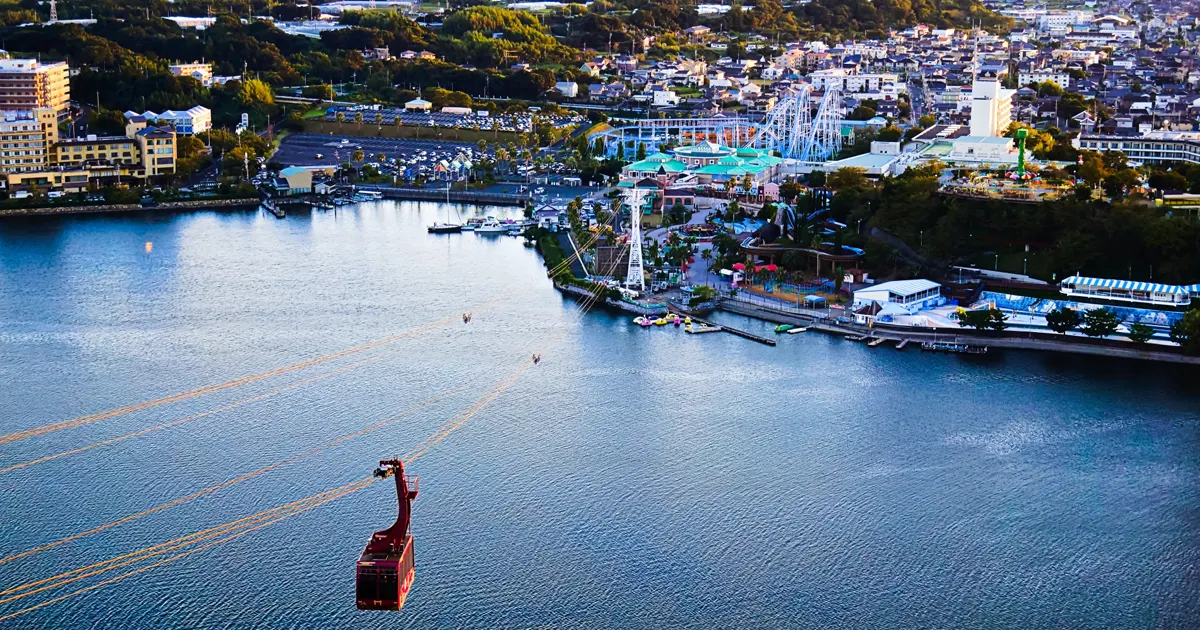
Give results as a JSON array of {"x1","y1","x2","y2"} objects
[{"x1": 1060, "y1": 275, "x2": 1196, "y2": 307}]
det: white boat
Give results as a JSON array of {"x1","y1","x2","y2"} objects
[
  {"x1": 786, "y1": 327, "x2": 809, "y2": 334},
  {"x1": 474, "y1": 219, "x2": 509, "y2": 234}
]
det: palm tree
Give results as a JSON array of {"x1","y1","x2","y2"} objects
[
  {"x1": 376, "y1": 153, "x2": 386, "y2": 162},
  {"x1": 477, "y1": 139, "x2": 488, "y2": 154},
  {"x1": 335, "y1": 111, "x2": 345, "y2": 125},
  {"x1": 352, "y1": 150, "x2": 365, "y2": 163},
  {"x1": 394, "y1": 115, "x2": 403, "y2": 129},
  {"x1": 354, "y1": 112, "x2": 363, "y2": 124},
  {"x1": 375, "y1": 112, "x2": 383, "y2": 125},
  {"x1": 700, "y1": 248, "x2": 713, "y2": 284}
]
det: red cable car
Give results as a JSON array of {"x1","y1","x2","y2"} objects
[{"x1": 356, "y1": 459, "x2": 419, "y2": 611}]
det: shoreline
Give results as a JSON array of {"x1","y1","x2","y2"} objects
[
  {"x1": 0, "y1": 198, "x2": 261, "y2": 218},
  {"x1": 718, "y1": 300, "x2": 1200, "y2": 366}
]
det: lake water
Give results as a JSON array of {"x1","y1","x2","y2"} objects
[{"x1": 0, "y1": 203, "x2": 1197, "y2": 629}]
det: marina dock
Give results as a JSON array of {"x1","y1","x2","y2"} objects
[
  {"x1": 358, "y1": 186, "x2": 529, "y2": 206},
  {"x1": 688, "y1": 315, "x2": 776, "y2": 346},
  {"x1": 261, "y1": 199, "x2": 285, "y2": 218},
  {"x1": 895, "y1": 339, "x2": 910, "y2": 350}
]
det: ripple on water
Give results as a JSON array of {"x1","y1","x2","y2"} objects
[{"x1": 0, "y1": 204, "x2": 1197, "y2": 629}]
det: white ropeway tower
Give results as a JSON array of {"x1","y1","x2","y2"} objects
[{"x1": 623, "y1": 188, "x2": 646, "y2": 291}]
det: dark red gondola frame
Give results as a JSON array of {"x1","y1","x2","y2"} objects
[{"x1": 356, "y1": 459, "x2": 418, "y2": 611}]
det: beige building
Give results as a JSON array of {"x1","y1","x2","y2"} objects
[
  {"x1": 134, "y1": 127, "x2": 176, "y2": 177},
  {"x1": 168, "y1": 62, "x2": 213, "y2": 87},
  {"x1": 0, "y1": 59, "x2": 71, "y2": 114},
  {"x1": 3, "y1": 120, "x2": 177, "y2": 191},
  {"x1": 0, "y1": 108, "x2": 58, "y2": 173}
]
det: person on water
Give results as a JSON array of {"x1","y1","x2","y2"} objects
[{"x1": 532, "y1": 354, "x2": 540, "y2": 365}]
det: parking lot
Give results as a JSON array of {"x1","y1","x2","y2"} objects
[
  {"x1": 274, "y1": 134, "x2": 480, "y2": 168},
  {"x1": 324, "y1": 106, "x2": 584, "y2": 133}
]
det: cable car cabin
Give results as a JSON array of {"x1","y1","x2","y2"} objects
[{"x1": 356, "y1": 459, "x2": 419, "y2": 611}]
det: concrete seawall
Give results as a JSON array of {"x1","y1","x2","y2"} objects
[
  {"x1": 0, "y1": 198, "x2": 260, "y2": 218},
  {"x1": 718, "y1": 300, "x2": 1200, "y2": 366},
  {"x1": 357, "y1": 185, "x2": 528, "y2": 206}
]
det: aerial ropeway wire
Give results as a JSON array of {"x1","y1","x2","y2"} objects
[
  {"x1": 0, "y1": 312, "x2": 474, "y2": 447},
  {"x1": 0, "y1": 207, "x2": 632, "y2": 621}
]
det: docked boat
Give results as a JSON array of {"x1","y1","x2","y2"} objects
[
  {"x1": 474, "y1": 219, "x2": 509, "y2": 234},
  {"x1": 427, "y1": 222, "x2": 463, "y2": 234},
  {"x1": 921, "y1": 341, "x2": 988, "y2": 354},
  {"x1": 461, "y1": 218, "x2": 485, "y2": 231},
  {"x1": 633, "y1": 316, "x2": 652, "y2": 327},
  {"x1": 653, "y1": 318, "x2": 668, "y2": 326},
  {"x1": 774, "y1": 324, "x2": 796, "y2": 333},
  {"x1": 786, "y1": 327, "x2": 809, "y2": 334}
]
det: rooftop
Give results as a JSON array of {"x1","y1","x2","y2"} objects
[
  {"x1": 1062, "y1": 275, "x2": 1194, "y2": 296},
  {"x1": 857, "y1": 279, "x2": 941, "y2": 297}
]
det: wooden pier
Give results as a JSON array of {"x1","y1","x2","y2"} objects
[
  {"x1": 261, "y1": 199, "x2": 285, "y2": 218},
  {"x1": 868, "y1": 337, "x2": 886, "y2": 347},
  {"x1": 895, "y1": 339, "x2": 910, "y2": 350},
  {"x1": 686, "y1": 315, "x2": 776, "y2": 346}
]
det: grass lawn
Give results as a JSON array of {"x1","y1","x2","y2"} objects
[{"x1": 302, "y1": 106, "x2": 328, "y2": 119}]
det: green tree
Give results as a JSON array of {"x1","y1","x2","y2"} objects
[
  {"x1": 1169, "y1": 309, "x2": 1200, "y2": 354},
  {"x1": 89, "y1": 108, "x2": 127, "y2": 135},
  {"x1": 688, "y1": 285, "x2": 717, "y2": 307},
  {"x1": 827, "y1": 167, "x2": 868, "y2": 191},
  {"x1": 876, "y1": 125, "x2": 903, "y2": 142},
  {"x1": 1127, "y1": 322, "x2": 1154, "y2": 343},
  {"x1": 847, "y1": 105, "x2": 876, "y2": 121},
  {"x1": 1081, "y1": 308, "x2": 1120, "y2": 337},
  {"x1": 1045, "y1": 307, "x2": 1081, "y2": 334},
  {"x1": 636, "y1": 142, "x2": 646, "y2": 160},
  {"x1": 918, "y1": 114, "x2": 936, "y2": 127},
  {"x1": 954, "y1": 308, "x2": 1000, "y2": 331},
  {"x1": 1036, "y1": 80, "x2": 1064, "y2": 97},
  {"x1": 237, "y1": 78, "x2": 276, "y2": 107}
]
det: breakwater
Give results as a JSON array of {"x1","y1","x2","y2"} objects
[{"x1": 0, "y1": 198, "x2": 260, "y2": 218}]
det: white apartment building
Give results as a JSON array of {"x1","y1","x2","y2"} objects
[
  {"x1": 1034, "y1": 11, "x2": 1095, "y2": 34},
  {"x1": 1074, "y1": 131, "x2": 1200, "y2": 165},
  {"x1": 969, "y1": 73, "x2": 1014, "y2": 138},
  {"x1": 807, "y1": 69, "x2": 900, "y2": 95},
  {"x1": 1022, "y1": 69, "x2": 1071, "y2": 89},
  {"x1": 124, "y1": 106, "x2": 212, "y2": 135}
]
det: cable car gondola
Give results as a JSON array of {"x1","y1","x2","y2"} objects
[{"x1": 356, "y1": 459, "x2": 419, "y2": 611}]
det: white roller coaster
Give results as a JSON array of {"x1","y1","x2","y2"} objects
[{"x1": 594, "y1": 86, "x2": 844, "y2": 164}]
